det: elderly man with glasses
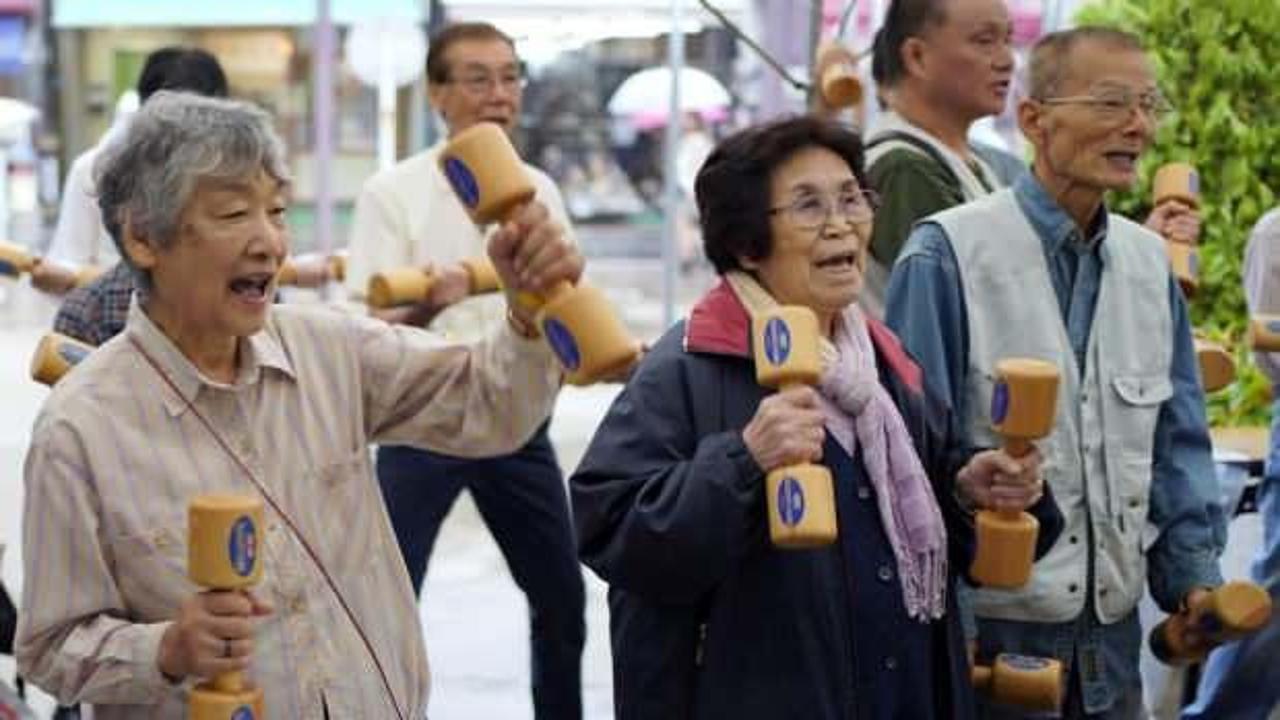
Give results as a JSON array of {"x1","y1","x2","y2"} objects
[
  {"x1": 343, "y1": 20, "x2": 585, "y2": 720},
  {"x1": 885, "y1": 27, "x2": 1225, "y2": 719}
]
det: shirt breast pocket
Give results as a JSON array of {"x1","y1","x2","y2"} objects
[
  {"x1": 306, "y1": 448, "x2": 378, "y2": 575},
  {"x1": 1110, "y1": 373, "x2": 1173, "y2": 471},
  {"x1": 104, "y1": 512, "x2": 191, "y2": 620}
]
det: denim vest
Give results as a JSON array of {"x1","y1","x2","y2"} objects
[{"x1": 933, "y1": 189, "x2": 1172, "y2": 623}]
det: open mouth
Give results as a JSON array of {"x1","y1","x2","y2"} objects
[
  {"x1": 815, "y1": 251, "x2": 859, "y2": 270},
  {"x1": 1103, "y1": 150, "x2": 1140, "y2": 172},
  {"x1": 228, "y1": 272, "x2": 275, "y2": 302}
]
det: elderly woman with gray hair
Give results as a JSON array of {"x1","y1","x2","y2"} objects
[{"x1": 17, "y1": 92, "x2": 581, "y2": 719}]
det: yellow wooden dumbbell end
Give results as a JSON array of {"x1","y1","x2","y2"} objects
[
  {"x1": 188, "y1": 495, "x2": 264, "y2": 590},
  {"x1": 189, "y1": 687, "x2": 264, "y2": 720},
  {"x1": 0, "y1": 241, "x2": 36, "y2": 278},
  {"x1": 30, "y1": 332, "x2": 94, "y2": 387},
  {"x1": 972, "y1": 654, "x2": 1064, "y2": 712},
  {"x1": 1194, "y1": 338, "x2": 1234, "y2": 392},
  {"x1": 1153, "y1": 163, "x2": 1200, "y2": 209},
  {"x1": 752, "y1": 306, "x2": 822, "y2": 389},
  {"x1": 439, "y1": 123, "x2": 537, "y2": 226},
  {"x1": 990, "y1": 358, "x2": 1059, "y2": 453},
  {"x1": 367, "y1": 268, "x2": 434, "y2": 309},
  {"x1": 461, "y1": 257, "x2": 501, "y2": 295},
  {"x1": 766, "y1": 464, "x2": 838, "y2": 548},
  {"x1": 1250, "y1": 315, "x2": 1280, "y2": 352}
]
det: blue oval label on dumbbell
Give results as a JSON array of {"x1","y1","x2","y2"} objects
[
  {"x1": 763, "y1": 317, "x2": 792, "y2": 366},
  {"x1": 0, "y1": 260, "x2": 17, "y2": 277},
  {"x1": 442, "y1": 156, "x2": 481, "y2": 209},
  {"x1": 1003, "y1": 654, "x2": 1051, "y2": 670},
  {"x1": 232, "y1": 706, "x2": 255, "y2": 720},
  {"x1": 542, "y1": 317, "x2": 581, "y2": 371},
  {"x1": 228, "y1": 515, "x2": 257, "y2": 577},
  {"x1": 777, "y1": 476, "x2": 805, "y2": 527},
  {"x1": 991, "y1": 380, "x2": 1010, "y2": 423},
  {"x1": 58, "y1": 344, "x2": 90, "y2": 367}
]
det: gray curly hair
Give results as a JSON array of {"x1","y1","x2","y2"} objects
[{"x1": 95, "y1": 91, "x2": 291, "y2": 289}]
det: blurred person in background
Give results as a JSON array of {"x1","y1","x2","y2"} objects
[
  {"x1": 32, "y1": 47, "x2": 228, "y2": 299},
  {"x1": 857, "y1": 0, "x2": 1016, "y2": 319},
  {"x1": 343, "y1": 21, "x2": 585, "y2": 720},
  {"x1": 1181, "y1": 207, "x2": 1280, "y2": 720},
  {"x1": 48, "y1": 46, "x2": 229, "y2": 344}
]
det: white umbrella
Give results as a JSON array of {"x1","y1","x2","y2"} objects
[{"x1": 607, "y1": 66, "x2": 731, "y2": 117}]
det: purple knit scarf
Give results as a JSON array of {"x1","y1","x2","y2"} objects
[{"x1": 818, "y1": 306, "x2": 948, "y2": 621}]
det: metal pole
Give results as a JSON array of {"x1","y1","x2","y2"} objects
[
  {"x1": 807, "y1": 0, "x2": 823, "y2": 105},
  {"x1": 313, "y1": 0, "x2": 336, "y2": 272},
  {"x1": 660, "y1": 0, "x2": 686, "y2": 329}
]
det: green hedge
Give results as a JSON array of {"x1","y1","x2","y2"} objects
[{"x1": 1076, "y1": 0, "x2": 1280, "y2": 426}]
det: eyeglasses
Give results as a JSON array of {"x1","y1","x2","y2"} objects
[
  {"x1": 1038, "y1": 88, "x2": 1174, "y2": 124},
  {"x1": 768, "y1": 188, "x2": 879, "y2": 230},
  {"x1": 444, "y1": 70, "x2": 526, "y2": 96}
]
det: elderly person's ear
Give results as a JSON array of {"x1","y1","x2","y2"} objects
[{"x1": 120, "y1": 215, "x2": 159, "y2": 271}]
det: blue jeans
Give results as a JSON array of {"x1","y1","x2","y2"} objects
[
  {"x1": 377, "y1": 425, "x2": 586, "y2": 720},
  {"x1": 1183, "y1": 399, "x2": 1280, "y2": 719}
]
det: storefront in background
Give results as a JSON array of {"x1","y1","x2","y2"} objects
[{"x1": 51, "y1": 0, "x2": 421, "y2": 252}]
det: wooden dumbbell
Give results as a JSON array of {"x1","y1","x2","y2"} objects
[
  {"x1": 753, "y1": 306, "x2": 837, "y2": 548},
  {"x1": 30, "y1": 332, "x2": 95, "y2": 386},
  {"x1": 365, "y1": 256, "x2": 502, "y2": 309},
  {"x1": 1149, "y1": 580, "x2": 1272, "y2": 665},
  {"x1": 439, "y1": 122, "x2": 640, "y2": 385},
  {"x1": 970, "y1": 358, "x2": 1060, "y2": 589},
  {"x1": 0, "y1": 241, "x2": 36, "y2": 278},
  {"x1": 328, "y1": 253, "x2": 347, "y2": 284},
  {"x1": 1153, "y1": 163, "x2": 1200, "y2": 297},
  {"x1": 188, "y1": 494, "x2": 266, "y2": 720},
  {"x1": 1194, "y1": 337, "x2": 1234, "y2": 392},
  {"x1": 815, "y1": 41, "x2": 863, "y2": 109},
  {"x1": 277, "y1": 255, "x2": 332, "y2": 288},
  {"x1": 1250, "y1": 315, "x2": 1280, "y2": 351},
  {"x1": 972, "y1": 653, "x2": 1064, "y2": 713}
]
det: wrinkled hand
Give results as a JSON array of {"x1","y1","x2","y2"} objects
[
  {"x1": 1175, "y1": 586, "x2": 1215, "y2": 656},
  {"x1": 157, "y1": 589, "x2": 273, "y2": 681},
  {"x1": 488, "y1": 201, "x2": 584, "y2": 326},
  {"x1": 743, "y1": 386, "x2": 825, "y2": 473},
  {"x1": 1145, "y1": 200, "x2": 1202, "y2": 245},
  {"x1": 425, "y1": 261, "x2": 473, "y2": 309},
  {"x1": 956, "y1": 448, "x2": 1045, "y2": 512}
]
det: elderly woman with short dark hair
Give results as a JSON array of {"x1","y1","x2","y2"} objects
[
  {"x1": 571, "y1": 116, "x2": 1062, "y2": 720},
  {"x1": 18, "y1": 91, "x2": 581, "y2": 719}
]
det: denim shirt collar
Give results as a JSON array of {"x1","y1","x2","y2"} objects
[{"x1": 1013, "y1": 172, "x2": 1110, "y2": 263}]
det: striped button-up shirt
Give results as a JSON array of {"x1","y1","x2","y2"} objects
[{"x1": 18, "y1": 299, "x2": 562, "y2": 719}]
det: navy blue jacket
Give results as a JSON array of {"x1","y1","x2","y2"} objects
[{"x1": 571, "y1": 280, "x2": 1062, "y2": 720}]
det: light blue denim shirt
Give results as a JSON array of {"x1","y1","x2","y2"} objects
[{"x1": 885, "y1": 171, "x2": 1225, "y2": 713}]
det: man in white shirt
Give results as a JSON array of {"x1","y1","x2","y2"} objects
[
  {"x1": 344, "y1": 22, "x2": 584, "y2": 719},
  {"x1": 34, "y1": 47, "x2": 228, "y2": 297}
]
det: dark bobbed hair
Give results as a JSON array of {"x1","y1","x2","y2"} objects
[
  {"x1": 696, "y1": 116, "x2": 868, "y2": 274},
  {"x1": 137, "y1": 46, "x2": 229, "y2": 102}
]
